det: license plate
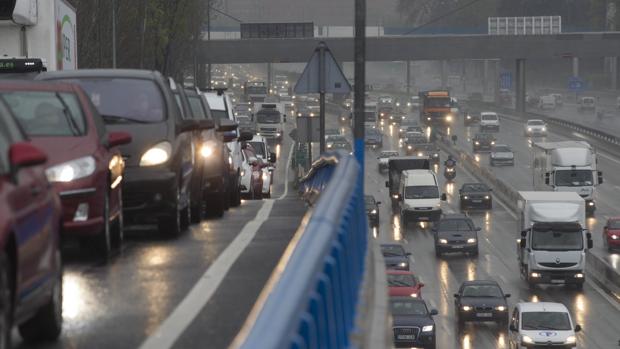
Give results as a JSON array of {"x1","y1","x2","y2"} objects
[
  {"x1": 419, "y1": 217, "x2": 428, "y2": 220},
  {"x1": 476, "y1": 313, "x2": 493, "y2": 318},
  {"x1": 472, "y1": 200, "x2": 482, "y2": 203},
  {"x1": 551, "y1": 279, "x2": 565, "y2": 284},
  {"x1": 452, "y1": 245, "x2": 463, "y2": 249},
  {"x1": 397, "y1": 335, "x2": 415, "y2": 340}
]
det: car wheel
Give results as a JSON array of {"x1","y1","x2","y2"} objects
[
  {"x1": 205, "y1": 193, "x2": 225, "y2": 218},
  {"x1": 0, "y1": 252, "x2": 13, "y2": 349},
  {"x1": 427, "y1": 340, "x2": 436, "y2": 349},
  {"x1": 18, "y1": 249, "x2": 62, "y2": 342},
  {"x1": 158, "y1": 182, "x2": 182, "y2": 237},
  {"x1": 230, "y1": 173, "x2": 241, "y2": 207},
  {"x1": 94, "y1": 192, "x2": 112, "y2": 259},
  {"x1": 110, "y1": 189, "x2": 124, "y2": 250},
  {"x1": 222, "y1": 175, "x2": 231, "y2": 211},
  {"x1": 180, "y1": 190, "x2": 191, "y2": 229}
]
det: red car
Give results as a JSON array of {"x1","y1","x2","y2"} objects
[
  {"x1": 0, "y1": 81, "x2": 131, "y2": 258},
  {"x1": 0, "y1": 100, "x2": 63, "y2": 344},
  {"x1": 603, "y1": 217, "x2": 620, "y2": 252},
  {"x1": 387, "y1": 270, "x2": 425, "y2": 298}
]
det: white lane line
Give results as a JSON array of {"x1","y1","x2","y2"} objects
[
  {"x1": 599, "y1": 152, "x2": 620, "y2": 167},
  {"x1": 139, "y1": 200, "x2": 275, "y2": 349},
  {"x1": 586, "y1": 279, "x2": 620, "y2": 312},
  {"x1": 278, "y1": 140, "x2": 295, "y2": 200}
]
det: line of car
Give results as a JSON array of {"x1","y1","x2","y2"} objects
[{"x1": 0, "y1": 68, "x2": 280, "y2": 346}]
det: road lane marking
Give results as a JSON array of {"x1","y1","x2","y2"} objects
[
  {"x1": 278, "y1": 139, "x2": 295, "y2": 200},
  {"x1": 138, "y1": 200, "x2": 275, "y2": 349}
]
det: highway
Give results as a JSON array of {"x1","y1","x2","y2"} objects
[{"x1": 356, "y1": 111, "x2": 620, "y2": 348}]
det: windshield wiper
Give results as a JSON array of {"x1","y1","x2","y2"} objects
[
  {"x1": 102, "y1": 114, "x2": 151, "y2": 124},
  {"x1": 55, "y1": 92, "x2": 80, "y2": 135}
]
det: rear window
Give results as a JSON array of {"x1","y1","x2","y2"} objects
[
  {"x1": 481, "y1": 114, "x2": 498, "y2": 120},
  {"x1": 0, "y1": 91, "x2": 87, "y2": 137},
  {"x1": 387, "y1": 274, "x2": 417, "y2": 287},
  {"x1": 65, "y1": 78, "x2": 165, "y2": 123}
]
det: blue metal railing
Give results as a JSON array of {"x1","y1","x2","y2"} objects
[{"x1": 235, "y1": 150, "x2": 367, "y2": 349}]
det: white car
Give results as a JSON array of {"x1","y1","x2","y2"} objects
[
  {"x1": 524, "y1": 119, "x2": 547, "y2": 136},
  {"x1": 246, "y1": 134, "x2": 276, "y2": 186},
  {"x1": 490, "y1": 144, "x2": 514, "y2": 166},
  {"x1": 509, "y1": 302, "x2": 580, "y2": 349},
  {"x1": 538, "y1": 95, "x2": 556, "y2": 110},
  {"x1": 377, "y1": 150, "x2": 399, "y2": 171},
  {"x1": 479, "y1": 112, "x2": 500, "y2": 132}
]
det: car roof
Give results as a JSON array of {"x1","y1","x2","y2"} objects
[
  {"x1": 517, "y1": 302, "x2": 569, "y2": 313},
  {"x1": 461, "y1": 183, "x2": 488, "y2": 189},
  {"x1": 0, "y1": 79, "x2": 78, "y2": 93},
  {"x1": 461, "y1": 280, "x2": 500, "y2": 287},
  {"x1": 480, "y1": 111, "x2": 497, "y2": 115},
  {"x1": 39, "y1": 68, "x2": 161, "y2": 80},
  {"x1": 390, "y1": 297, "x2": 426, "y2": 305},
  {"x1": 387, "y1": 270, "x2": 415, "y2": 276}
]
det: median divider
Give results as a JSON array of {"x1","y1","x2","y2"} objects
[{"x1": 437, "y1": 135, "x2": 620, "y2": 299}]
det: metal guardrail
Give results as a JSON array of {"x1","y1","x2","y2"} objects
[{"x1": 233, "y1": 150, "x2": 367, "y2": 349}]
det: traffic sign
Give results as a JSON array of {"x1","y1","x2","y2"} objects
[
  {"x1": 294, "y1": 42, "x2": 352, "y2": 94},
  {"x1": 296, "y1": 116, "x2": 321, "y2": 143},
  {"x1": 568, "y1": 76, "x2": 585, "y2": 91},
  {"x1": 500, "y1": 72, "x2": 512, "y2": 89}
]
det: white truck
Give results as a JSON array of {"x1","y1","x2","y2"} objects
[
  {"x1": 532, "y1": 141, "x2": 603, "y2": 214},
  {"x1": 517, "y1": 191, "x2": 593, "y2": 290},
  {"x1": 254, "y1": 103, "x2": 285, "y2": 142},
  {"x1": 0, "y1": 0, "x2": 77, "y2": 73}
]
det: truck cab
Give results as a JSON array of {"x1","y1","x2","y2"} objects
[
  {"x1": 364, "y1": 102, "x2": 378, "y2": 129},
  {"x1": 254, "y1": 103, "x2": 285, "y2": 142},
  {"x1": 419, "y1": 90, "x2": 453, "y2": 126},
  {"x1": 517, "y1": 191, "x2": 592, "y2": 290},
  {"x1": 385, "y1": 156, "x2": 431, "y2": 210},
  {"x1": 397, "y1": 169, "x2": 446, "y2": 226}
]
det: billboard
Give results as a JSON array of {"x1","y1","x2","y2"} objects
[
  {"x1": 488, "y1": 16, "x2": 561, "y2": 35},
  {"x1": 241, "y1": 22, "x2": 314, "y2": 39},
  {"x1": 55, "y1": 0, "x2": 77, "y2": 70}
]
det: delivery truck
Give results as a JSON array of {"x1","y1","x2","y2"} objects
[
  {"x1": 385, "y1": 156, "x2": 430, "y2": 210},
  {"x1": 517, "y1": 191, "x2": 593, "y2": 290},
  {"x1": 532, "y1": 141, "x2": 603, "y2": 214},
  {"x1": 0, "y1": 0, "x2": 77, "y2": 73}
]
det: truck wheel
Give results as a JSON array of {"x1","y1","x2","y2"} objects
[{"x1": 18, "y1": 250, "x2": 62, "y2": 342}]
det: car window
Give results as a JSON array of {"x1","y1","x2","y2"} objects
[
  {"x1": 405, "y1": 185, "x2": 439, "y2": 199},
  {"x1": 390, "y1": 300, "x2": 428, "y2": 316},
  {"x1": 388, "y1": 274, "x2": 417, "y2": 287},
  {"x1": 608, "y1": 220, "x2": 620, "y2": 229},
  {"x1": 0, "y1": 102, "x2": 20, "y2": 173},
  {"x1": 381, "y1": 245, "x2": 405, "y2": 257},
  {"x1": 248, "y1": 141, "x2": 266, "y2": 157},
  {"x1": 521, "y1": 312, "x2": 571, "y2": 331},
  {"x1": 528, "y1": 120, "x2": 544, "y2": 125},
  {"x1": 65, "y1": 78, "x2": 165, "y2": 123},
  {"x1": 1, "y1": 91, "x2": 87, "y2": 137},
  {"x1": 462, "y1": 184, "x2": 489, "y2": 192},
  {"x1": 461, "y1": 285, "x2": 502, "y2": 297},
  {"x1": 212, "y1": 109, "x2": 229, "y2": 122},
  {"x1": 481, "y1": 114, "x2": 497, "y2": 120},
  {"x1": 187, "y1": 95, "x2": 207, "y2": 120},
  {"x1": 438, "y1": 219, "x2": 474, "y2": 231}
]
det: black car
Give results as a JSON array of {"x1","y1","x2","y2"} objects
[
  {"x1": 184, "y1": 87, "x2": 240, "y2": 217},
  {"x1": 459, "y1": 183, "x2": 492, "y2": 210},
  {"x1": 472, "y1": 133, "x2": 496, "y2": 152},
  {"x1": 380, "y1": 244, "x2": 411, "y2": 270},
  {"x1": 411, "y1": 143, "x2": 440, "y2": 164},
  {"x1": 433, "y1": 214, "x2": 480, "y2": 257},
  {"x1": 391, "y1": 297, "x2": 438, "y2": 349},
  {"x1": 364, "y1": 195, "x2": 381, "y2": 228},
  {"x1": 454, "y1": 280, "x2": 510, "y2": 330},
  {"x1": 365, "y1": 128, "x2": 383, "y2": 147},
  {"x1": 38, "y1": 69, "x2": 211, "y2": 236}
]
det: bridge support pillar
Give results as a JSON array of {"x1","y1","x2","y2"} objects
[
  {"x1": 406, "y1": 61, "x2": 411, "y2": 95},
  {"x1": 611, "y1": 57, "x2": 618, "y2": 90},
  {"x1": 572, "y1": 57, "x2": 579, "y2": 78},
  {"x1": 197, "y1": 62, "x2": 206, "y2": 90},
  {"x1": 515, "y1": 59, "x2": 526, "y2": 114}
]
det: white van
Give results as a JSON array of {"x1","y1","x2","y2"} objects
[
  {"x1": 538, "y1": 95, "x2": 556, "y2": 110},
  {"x1": 509, "y1": 302, "x2": 580, "y2": 349},
  {"x1": 480, "y1": 112, "x2": 500, "y2": 132},
  {"x1": 398, "y1": 169, "x2": 446, "y2": 226}
]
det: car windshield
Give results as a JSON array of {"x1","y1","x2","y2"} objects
[
  {"x1": 211, "y1": 109, "x2": 229, "y2": 122},
  {"x1": 332, "y1": 142, "x2": 351, "y2": 150},
  {"x1": 481, "y1": 114, "x2": 497, "y2": 120},
  {"x1": 248, "y1": 142, "x2": 266, "y2": 157},
  {"x1": 237, "y1": 116, "x2": 251, "y2": 124},
  {"x1": 521, "y1": 312, "x2": 572, "y2": 331},
  {"x1": 246, "y1": 86, "x2": 267, "y2": 95},
  {"x1": 187, "y1": 95, "x2": 207, "y2": 119},
  {"x1": 476, "y1": 134, "x2": 495, "y2": 140},
  {"x1": 461, "y1": 285, "x2": 502, "y2": 298},
  {"x1": 426, "y1": 97, "x2": 450, "y2": 108},
  {"x1": 554, "y1": 169, "x2": 593, "y2": 187},
  {"x1": 405, "y1": 185, "x2": 439, "y2": 199},
  {"x1": 65, "y1": 78, "x2": 165, "y2": 123},
  {"x1": 528, "y1": 120, "x2": 545, "y2": 126},
  {"x1": 256, "y1": 110, "x2": 280, "y2": 123},
  {"x1": 390, "y1": 300, "x2": 428, "y2": 316},
  {"x1": 1, "y1": 91, "x2": 87, "y2": 137},
  {"x1": 461, "y1": 184, "x2": 489, "y2": 192},
  {"x1": 494, "y1": 145, "x2": 512, "y2": 153},
  {"x1": 608, "y1": 220, "x2": 620, "y2": 229},
  {"x1": 438, "y1": 219, "x2": 474, "y2": 231},
  {"x1": 388, "y1": 274, "x2": 417, "y2": 287},
  {"x1": 531, "y1": 228, "x2": 584, "y2": 251},
  {"x1": 381, "y1": 245, "x2": 405, "y2": 257},
  {"x1": 325, "y1": 129, "x2": 340, "y2": 136}
]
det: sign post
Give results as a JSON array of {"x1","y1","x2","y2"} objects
[{"x1": 294, "y1": 41, "x2": 351, "y2": 154}]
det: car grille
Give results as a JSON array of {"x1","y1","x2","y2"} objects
[
  {"x1": 579, "y1": 194, "x2": 589, "y2": 198},
  {"x1": 475, "y1": 306, "x2": 494, "y2": 312},
  {"x1": 451, "y1": 239, "x2": 467, "y2": 244},
  {"x1": 415, "y1": 207, "x2": 433, "y2": 211},
  {"x1": 394, "y1": 327, "x2": 420, "y2": 339},
  {"x1": 539, "y1": 262, "x2": 578, "y2": 268},
  {"x1": 260, "y1": 127, "x2": 277, "y2": 132}
]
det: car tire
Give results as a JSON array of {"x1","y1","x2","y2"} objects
[
  {"x1": 158, "y1": 182, "x2": 182, "y2": 237},
  {"x1": 18, "y1": 249, "x2": 62, "y2": 342},
  {"x1": 205, "y1": 193, "x2": 225, "y2": 218},
  {"x1": 435, "y1": 248, "x2": 441, "y2": 258},
  {"x1": 95, "y1": 192, "x2": 112, "y2": 260},
  {"x1": 110, "y1": 189, "x2": 124, "y2": 250},
  {"x1": 180, "y1": 191, "x2": 191, "y2": 230},
  {"x1": 0, "y1": 252, "x2": 13, "y2": 349},
  {"x1": 230, "y1": 173, "x2": 241, "y2": 207},
  {"x1": 427, "y1": 340, "x2": 436, "y2": 349},
  {"x1": 471, "y1": 247, "x2": 479, "y2": 257}
]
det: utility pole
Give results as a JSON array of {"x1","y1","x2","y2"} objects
[
  {"x1": 111, "y1": 0, "x2": 117, "y2": 68},
  {"x1": 354, "y1": 0, "x2": 366, "y2": 169},
  {"x1": 206, "y1": 1, "x2": 212, "y2": 89},
  {"x1": 139, "y1": 0, "x2": 147, "y2": 69}
]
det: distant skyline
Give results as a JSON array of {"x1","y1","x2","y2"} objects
[{"x1": 211, "y1": 0, "x2": 408, "y2": 27}]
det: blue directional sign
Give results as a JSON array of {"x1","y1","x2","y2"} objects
[
  {"x1": 568, "y1": 76, "x2": 585, "y2": 91},
  {"x1": 500, "y1": 72, "x2": 512, "y2": 90}
]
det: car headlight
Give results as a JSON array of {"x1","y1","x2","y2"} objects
[
  {"x1": 371, "y1": 209, "x2": 377, "y2": 214},
  {"x1": 466, "y1": 115, "x2": 471, "y2": 119},
  {"x1": 327, "y1": 144, "x2": 333, "y2": 149},
  {"x1": 587, "y1": 201, "x2": 595, "y2": 206},
  {"x1": 407, "y1": 102, "x2": 411, "y2": 106},
  {"x1": 495, "y1": 305, "x2": 506, "y2": 311},
  {"x1": 140, "y1": 141, "x2": 171, "y2": 167},
  {"x1": 410, "y1": 293, "x2": 418, "y2": 298},
  {"x1": 484, "y1": 195, "x2": 490, "y2": 200},
  {"x1": 445, "y1": 115, "x2": 453, "y2": 122},
  {"x1": 421, "y1": 325, "x2": 434, "y2": 332},
  {"x1": 417, "y1": 152, "x2": 423, "y2": 157},
  {"x1": 462, "y1": 305, "x2": 472, "y2": 311},
  {"x1": 541, "y1": 127, "x2": 546, "y2": 131},
  {"x1": 432, "y1": 153, "x2": 439, "y2": 158},
  {"x1": 491, "y1": 141, "x2": 495, "y2": 145},
  {"x1": 475, "y1": 141, "x2": 480, "y2": 145},
  {"x1": 262, "y1": 172, "x2": 268, "y2": 181},
  {"x1": 380, "y1": 113, "x2": 385, "y2": 117},
  {"x1": 46, "y1": 156, "x2": 96, "y2": 182},
  {"x1": 565, "y1": 335, "x2": 576, "y2": 344},
  {"x1": 522, "y1": 335, "x2": 534, "y2": 344},
  {"x1": 398, "y1": 262, "x2": 407, "y2": 267},
  {"x1": 530, "y1": 272, "x2": 541, "y2": 278},
  {"x1": 439, "y1": 239, "x2": 448, "y2": 244},
  {"x1": 463, "y1": 195, "x2": 469, "y2": 200},
  {"x1": 200, "y1": 144, "x2": 215, "y2": 158},
  {"x1": 240, "y1": 170, "x2": 246, "y2": 177},
  {"x1": 527, "y1": 127, "x2": 532, "y2": 131},
  {"x1": 612, "y1": 234, "x2": 619, "y2": 240},
  {"x1": 467, "y1": 238, "x2": 477, "y2": 244},
  {"x1": 408, "y1": 145, "x2": 412, "y2": 150}
]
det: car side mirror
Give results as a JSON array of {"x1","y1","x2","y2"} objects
[
  {"x1": 107, "y1": 131, "x2": 132, "y2": 148},
  {"x1": 475, "y1": 227, "x2": 481, "y2": 231},
  {"x1": 430, "y1": 309, "x2": 438, "y2": 316},
  {"x1": 598, "y1": 171, "x2": 603, "y2": 184},
  {"x1": 574, "y1": 324, "x2": 581, "y2": 332},
  {"x1": 521, "y1": 230, "x2": 528, "y2": 238},
  {"x1": 520, "y1": 238, "x2": 527, "y2": 249},
  {"x1": 509, "y1": 324, "x2": 517, "y2": 332},
  {"x1": 9, "y1": 142, "x2": 47, "y2": 168},
  {"x1": 217, "y1": 118, "x2": 238, "y2": 132},
  {"x1": 453, "y1": 293, "x2": 460, "y2": 298},
  {"x1": 283, "y1": 115, "x2": 287, "y2": 122},
  {"x1": 385, "y1": 181, "x2": 389, "y2": 188},
  {"x1": 587, "y1": 239, "x2": 593, "y2": 249},
  {"x1": 376, "y1": 201, "x2": 382, "y2": 205},
  {"x1": 419, "y1": 283, "x2": 425, "y2": 288},
  {"x1": 405, "y1": 252, "x2": 412, "y2": 256},
  {"x1": 441, "y1": 193, "x2": 447, "y2": 201},
  {"x1": 269, "y1": 152, "x2": 276, "y2": 163}
]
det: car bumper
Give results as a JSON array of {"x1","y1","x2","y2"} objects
[
  {"x1": 436, "y1": 243, "x2": 478, "y2": 253},
  {"x1": 458, "y1": 310, "x2": 507, "y2": 322},
  {"x1": 491, "y1": 157, "x2": 514, "y2": 165},
  {"x1": 528, "y1": 269, "x2": 585, "y2": 285},
  {"x1": 402, "y1": 209, "x2": 442, "y2": 222},
  {"x1": 606, "y1": 237, "x2": 620, "y2": 248},
  {"x1": 393, "y1": 331, "x2": 435, "y2": 348},
  {"x1": 55, "y1": 183, "x2": 107, "y2": 237},
  {"x1": 526, "y1": 130, "x2": 547, "y2": 136},
  {"x1": 461, "y1": 198, "x2": 492, "y2": 208},
  {"x1": 474, "y1": 145, "x2": 492, "y2": 151},
  {"x1": 121, "y1": 167, "x2": 178, "y2": 220}
]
